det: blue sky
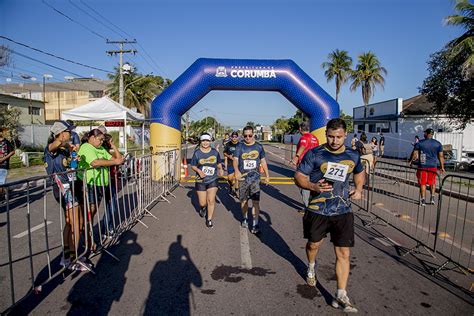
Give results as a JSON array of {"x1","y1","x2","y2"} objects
[{"x1": 0, "y1": 0, "x2": 462, "y2": 128}]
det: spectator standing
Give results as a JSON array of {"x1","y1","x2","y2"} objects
[
  {"x1": 0, "y1": 127, "x2": 15, "y2": 199},
  {"x1": 355, "y1": 134, "x2": 374, "y2": 172},
  {"x1": 379, "y1": 133, "x2": 385, "y2": 157},
  {"x1": 44, "y1": 121, "x2": 89, "y2": 271},
  {"x1": 77, "y1": 129, "x2": 124, "y2": 251},
  {"x1": 350, "y1": 134, "x2": 358, "y2": 150},
  {"x1": 370, "y1": 136, "x2": 379, "y2": 165},
  {"x1": 291, "y1": 122, "x2": 319, "y2": 213},
  {"x1": 409, "y1": 128, "x2": 444, "y2": 206},
  {"x1": 66, "y1": 119, "x2": 81, "y2": 152}
]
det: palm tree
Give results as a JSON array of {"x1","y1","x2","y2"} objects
[
  {"x1": 444, "y1": 0, "x2": 474, "y2": 78},
  {"x1": 107, "y1": 65, "x2": 171, "y2": 117},
  {"x1": 350, "y1": 52, "x2": 387, "y2": 110},
  {"x1": 321, "y1": 49, "x2": 353, "y2": 102}
]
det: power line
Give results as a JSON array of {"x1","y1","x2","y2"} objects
[
  {"x1": 10, "y1": 49, "x2": 87, "y2": 78},
  {"x1": 0, "y1": 35, "x2": 112, "y2": 74},
  {"x1": 42, "y1": 0, "x2": 108, "y2": 41},
  {"x1": 77, "y1": 0, "x2": 169, "y2": 77}
]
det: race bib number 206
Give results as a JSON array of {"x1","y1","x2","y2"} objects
[{"x1": 324, "y1": 162, "x2": 349, "y2": 182}]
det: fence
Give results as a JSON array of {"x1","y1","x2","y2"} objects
[
  {"x1": 0, "y1": 150, "x2": 179, "y2": 314},
  {"x1": 352, "y1": 158, "x2": 473, "y2": 276}
]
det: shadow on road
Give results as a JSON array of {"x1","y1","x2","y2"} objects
[
  {"x1": 143, "y1": 235, "x2": 202, "y2": 315},
  {"x1": 66, "y1": 230, "x2": 143, "y2": 315},
  {"x1": 260, "y1": 184, "x2": 303, "y2": 210}
]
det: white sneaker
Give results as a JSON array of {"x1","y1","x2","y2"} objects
[
  {"x1": 306, "y1": 268, "x2": 316, "y2": 286},
  {"x1": 332, "y1": 293, "x2": 358, "y2": 313}
]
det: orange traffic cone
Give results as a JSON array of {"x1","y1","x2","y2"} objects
[
  {"x1": 183, "y1": 158, "x2": 189, "y2": 177},
  {"x1": 260, "y1": 163, "x2": 264, "y2": 174}
]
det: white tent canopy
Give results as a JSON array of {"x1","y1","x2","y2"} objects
[
  {"x1": 61, "y1": 96, "x2": 145, "y2": 153},
  {"x1": 60, "y1": 96, "x2": 144, "y2": 121}
]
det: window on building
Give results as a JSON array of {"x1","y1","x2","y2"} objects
[
  {"x1": 368, "y1": 124, "x2": 376, "y2": 133},
  {"x1": 29, "y1": 107, "x2": 41, "y2": 115},
  {"x1": 89, "y1": 90, "x2": 103, "y2": 98}
]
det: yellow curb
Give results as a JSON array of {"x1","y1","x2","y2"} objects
[{"x1": 437, "y1": 232, "x2": 451, "y2": 238}]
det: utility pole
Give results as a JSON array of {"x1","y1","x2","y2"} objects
[
  {"x1": 106, "y1": 39, "x2": 137, "y2": 106},
  {"x1": 185, "y1": 112, "x2": 190, "y2": 140}
]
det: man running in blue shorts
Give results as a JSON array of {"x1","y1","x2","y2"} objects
[
  {"x1": 295, "y1": 118, "x2": 365, "y2": 313},
  {"x1": 233, "y1": 126, "x2": 270, "y2": 234}
]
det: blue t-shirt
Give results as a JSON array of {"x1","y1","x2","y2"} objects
[
  {"x1": 191, "y1": 148, "x2": 222, "y2": 183},
  {"x1": 414, "y1": 138, "x2": 442, "y2": 168},
  {"x1": 224, "y1": 141, "x2": 239, "y2": 172},
  {"x1": 297, "y1": 145, "x2": 364, "y2": 216},
  {"x1": 44, "y1": 143, "x2": 70, "y2": 183},
  {"x1": 71, "y1": 131, "x2": 80, "y2": 146},
  {"x1": 234, "y1": 142, "x2": 265, "y2": 175}
]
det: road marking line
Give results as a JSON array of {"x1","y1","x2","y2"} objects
[
  {"x1": 13, "y1": 221, "x2": 53, "y2": 239},
  {"x1": 240, "y1": 226, "x2": 252, "y2": 269}
]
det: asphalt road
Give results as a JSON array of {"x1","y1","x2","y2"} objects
[{"x1": 1, "y1": 144, "x2": 473, "y2": 314}]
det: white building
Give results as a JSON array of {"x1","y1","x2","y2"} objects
[{"x1": 352, "y1": 95, "x2": 474, "y2": 159}]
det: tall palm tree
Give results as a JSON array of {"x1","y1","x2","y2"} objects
[
  {"x1": 444, "y1": 0, "x2": 474, "y2": 78},
  {"x1": 350, "y1": 52, "x2": 387, "y2": 110},
  {"x1": 107, "y1": 66, "x2": 171, "y2": 117},
  {"x1": 321, "y1": 49, "x2": 353, "y2": 102}
]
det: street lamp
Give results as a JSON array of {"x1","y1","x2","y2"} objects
[{"x1": 42, "y1": 74, "x2": 53, "y2": 118}]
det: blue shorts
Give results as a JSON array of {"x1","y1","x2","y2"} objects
[
  {"x1": 0, "y1": 168, "x2": 7, "y2": 185},
  {"x1": 195, "y1": 179, "x2": 218, "y2": 191}
]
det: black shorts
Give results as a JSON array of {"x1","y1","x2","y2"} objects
[
  {"x1": 195, "y1": 180, "x2": 218, "y2": 191},
  {"x1": 303, "y1": 211, "x2": 354, "y2": 247}
]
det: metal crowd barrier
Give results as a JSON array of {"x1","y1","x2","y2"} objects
[
  {"x1": 0, "y1": 149, "x2": 179, "y2": 314},
  {"x1": 434, "y1": 175, "x2": 473, "y2": 274},
  {"x1": 351, "y1": 158, "x2": 473, "y2": 275}
]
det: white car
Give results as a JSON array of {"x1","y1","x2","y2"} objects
[{"x1": 458, "y1": 151, "x2": 474, "y2": 171}]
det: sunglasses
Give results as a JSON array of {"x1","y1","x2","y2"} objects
[{"x1": 243, "y1": 134, "x2": 253, "y2": 138}]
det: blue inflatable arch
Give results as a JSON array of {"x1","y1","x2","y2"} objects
[{"x1": 150, "y1": 58, "x2": 339, "y2": 154}]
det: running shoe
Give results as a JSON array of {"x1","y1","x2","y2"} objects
[
  {"x1": 331, "y1": 293, "x2": 358, "y2": 313},
  {"x1": 429, "y1": 197, "x2": 436, "y2": 205},
  {"x1": 241, "y1": 219, "x2": 248, "y2": 228},
  {"x1": 306, "y1": 268, "x2": 316, "y2": 286},
  {"x1": 250, "y1": 225, "x2": 261, "y2": 235},
  {"x1": 419, "y1": 199, "x2": 426, "y2": 206},
  {"x1": 60, "y1": 256, "x2": 71, "y2": 268},
  {"x1": 70, "y1": 262, "x2": 93, "y2": 272},
  {"x1": 206, "y1": 219, "x2": 213, "y2": 228},
  {"x1": 199, "y1": 206, "x2": 206, "y2": 218}
]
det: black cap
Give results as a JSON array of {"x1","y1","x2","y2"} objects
[{"x1": 424, "y1": 128, "x2": 434, "y2": 135}]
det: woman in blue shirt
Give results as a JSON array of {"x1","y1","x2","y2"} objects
[{"x1": 190, "y1": 133, "x2": 223, "y2": 228}]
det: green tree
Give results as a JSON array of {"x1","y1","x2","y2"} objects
[
  {"x1": 350, "y1": 52, "x2": 387, "y2": 109},
  {"x1": 444, "y1": 0, "x2": 474, "y2": 78},
  {"x1": 107, "y1": 65, "x2": 171, "y2": 117},
  {"x1": 420, "y1": 47, "x2": 473, "y2": 129},
  {"x1": 245, "y1": 121, "x2": 256, "y2": 128},
  {"x1": 340, "y1": 110, "x2": 353, "y2": 133},
  {"x1": 0, "y1": 107, "x2": 21, "y2": 141},
  {"x1": 321, "y1": 49, "x2": 353, "y2": 102}
]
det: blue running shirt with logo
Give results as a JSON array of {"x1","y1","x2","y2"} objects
[
  {"x1": 234, "y1": 142, "x2": 265, "y2": 175},
  {"x1": 297, "y1": 145, "x2": 364, "y2": 216},
  {"x1": 191, "y1": 148, "x2": 222, "y2": 183},
  {"x1": 414, "y1": 138, "x2": 443, "y2": 168}
]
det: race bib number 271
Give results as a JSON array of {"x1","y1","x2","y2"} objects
[{"x1": 324, "y1": 162, "x2": 349, "y2": 182}]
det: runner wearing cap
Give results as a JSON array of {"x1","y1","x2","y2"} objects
[
  {"x1": 44, "y1": 120, "x2": 90, "y2": 271},
  {"x1": 223, "y1": 131, "x2": 240, "y2": 198},
  {"x1": 233, "y1": 126, "x2": 270, "y2": 235},
  {"x1": 409, "y1": 128, "x2": 444, "y2": 206},
  {"x1": 190, "y1": 133, "x2": 224, "y2": 228}
]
